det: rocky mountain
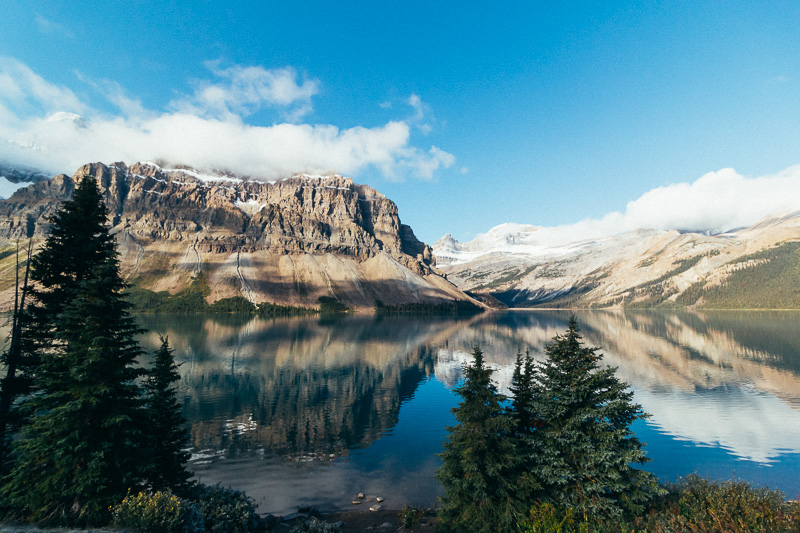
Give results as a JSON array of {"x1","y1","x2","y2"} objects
[
  {"x1": 0, "y1": 161, "x2": 474, "y2": 311},
  {"x1": 435, "y1": 213, "x2": 800, "y2": 308}
]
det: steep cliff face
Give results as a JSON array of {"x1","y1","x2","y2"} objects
[{"x1": 0, "y1": 161, "x2": 470, "y2": 310}]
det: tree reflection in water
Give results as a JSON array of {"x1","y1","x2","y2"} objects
[{"x1": 135, "y1": 310, "x2": 800, "y2": 513}]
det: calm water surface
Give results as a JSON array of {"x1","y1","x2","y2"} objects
[{"x1": 136, "y1": 310, "x2": 800, "y2": 514}]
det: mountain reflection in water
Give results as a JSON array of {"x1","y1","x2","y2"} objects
[{"x1": 136, "y1": 310, "x2": 800, "y2": 513}]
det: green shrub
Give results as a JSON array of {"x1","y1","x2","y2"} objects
[
  {"x1": 318, "y1": 296, "x2": 349, "y2": 313},
  {"x1": 256, "y1": 300, "x2": 316, "y2": 317},
  {"x1": 209, "y1": 296, "x2": 256, "y2": 314},
  {"x1": 191, "y1": 484, "x2": 261, "y2": 533},
  {"x1": 111, "y1": 490, "x2": 203, "y2": 533},
  {"x1": 519, "y1": 503, "x2": 591, "y2": 533},
  {"x1": 518, "y1": 476, "x2": 800, "y2": 532},
  {"x1": 400, "y1": 505, "x2": 423, "y2": 528},
  {"x1": 519, "y1": 503, "x2": 627, "y2": 533},
  {"x1": 632, "y1": 474, "x2": 800, "y2": 532},
  {"x1": 110, "y1": 485, "x2": 264, "y2": 533},
  {"x1": 289, "y1": 516, "x2": 341, "y2": 532},
  {"x1": 374, "y1": 299, "x2": 483, "y2": 317}
]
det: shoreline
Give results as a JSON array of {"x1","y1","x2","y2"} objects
[{"x1": 270, "y1": 508, "x2": 437, "y2": 532}]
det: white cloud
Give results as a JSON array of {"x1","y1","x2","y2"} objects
[
  {"x1": 0, "y1": 57, "x2": 87, "y2": 122},
  {"x1": 407, "y1": 94, "x2": 423, "y2": 115},
  {"x1": 171, "y1": 62, "x2": 320, "y2": 122},
  {"x1": 74, "y1": 71, "x2": 149, "y2": 119},
  {"x1": 542, "y1": 166, "x2": 800, "y2": 243},
  {"x1": 616, "y1": 167, "x2": 800, "y2": 233},
  {"x1": 403, "y1": 145, "x2": 455, "y2": 180},
  {"x1": 0, "y1": 58, "x2": 455, "y2": 181},
  {"x1": 601, "y1": 166, "x2": 800, "y2": 234},
  {"x1": 406, "y1": 93, "x2": 433, "y2": 134},
  {"x1": 34, "y1": 14, "x2": 74, "y2": 39},
  {"x1": 460, "y1": 166, "x2": 800, "y2": 249}
]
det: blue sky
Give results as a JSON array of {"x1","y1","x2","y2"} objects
[{"x1": 2, "y1": 1, "x2": 800, "y2": 243}]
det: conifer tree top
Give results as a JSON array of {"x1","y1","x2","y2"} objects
[{"x1": 31, "y1": 176, "x2": 116, "y2": 290}]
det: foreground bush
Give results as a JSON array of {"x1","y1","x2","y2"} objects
[
  {"x1": 111, "y1": 490, "x2": 202, "y2": 533},
  {"x1": 191, "y1": 484, "x2": 261, "y2": 532},
  {"x1": 633, "y1": 474, "x2": 800, "y2": 532},
  {"x1": 289, "y1": 516, "x2": 341, "y2": 532},
  {"x1": 518, "y1": 475, "x2": 800, "y2": 533},
  {"x1": 400, "y1": 505, "x2": 423, "y2": 529},
  {"x1": 111, "y1": 484, "x2": 261, "y2": 533}
]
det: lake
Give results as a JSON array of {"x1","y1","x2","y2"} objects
[{"x1": 135, "y1": 310, "x2": 800, "y2": 515}]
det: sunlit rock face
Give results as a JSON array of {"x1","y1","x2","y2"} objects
[{"x1": 0, "y1": 161, "x2": 472, "y2": 309}]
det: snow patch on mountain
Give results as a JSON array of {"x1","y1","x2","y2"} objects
[
  {"x1": 433, "y1": 223, "x2": 665, "y2": 266},
  {"x1": 235, "y1": 198, "x2": 266, "y2": 215},
  {"x1": 46, "y1": 112, "x2": 88, "y2": 128},
  {"x1": 138, "y1": 162, "x2": 348, "y2": 185}
]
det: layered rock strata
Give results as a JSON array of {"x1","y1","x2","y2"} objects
[{"x1": 0, "y1": 162, "x2": 472, "y2": 310}]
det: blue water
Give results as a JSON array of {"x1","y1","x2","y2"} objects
[{"x1": 137, "y1": 310, "x2": 800, "y2": 514}]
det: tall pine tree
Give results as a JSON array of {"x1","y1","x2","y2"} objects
[
  {"x1": 144, "y1": 336, "x2": 193, "y2": 494},
  {"x1": 533, "y1": 317, "x2": 661, "y2": 519},
  {"x1": 436, "y1": 347, "x2": 520, "y2": 532},
  {"x1": 1, "y1": 176, "x2": 149, "y2": 526},
  {"x1": 509, "y1": 349, "x2": 540, "y2": 437},
  {"x1": 507, "y1": 349, "x2": 543, "y2": 505}
]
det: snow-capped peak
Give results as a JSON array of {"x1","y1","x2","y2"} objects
[
  {"x1": 46, "y1": 112, "x2": 88, "y2": 128},
  {"x1": 163, "y1": 166, "x2": 242, "y2": 184},
  {"x1": 433, "y1": 222, "x2": 633, "y2": 265}
]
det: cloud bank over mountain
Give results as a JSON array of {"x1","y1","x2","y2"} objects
[
  {"x1": 448, "y1": 165, "x2": 800, "y2": 251},
  {"x1": 0, "y1": 56, "x2": 454, "y2": 180},
  {"x1": 565, "y1": 165, "x2": 800, "y2": 239}
]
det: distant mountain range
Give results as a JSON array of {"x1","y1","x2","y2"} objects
[
  {"x1": 0, "y1": 162, "x2": 474, "y2": 311},
  {"x1": 3, "y1": 160, "x2": 800, "y2": 311},
  {"x1": 434, "y1": 214, "x2": 800, "y2": 309}
]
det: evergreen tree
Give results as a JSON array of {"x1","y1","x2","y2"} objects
[
  {"x1": 436, "y1": 347, "x2": 520, "y2": 532},
  {"x1": 1, "y1": 176, "x2": 149, "y2": 526},
  {"x1": 533, "y1": 317, "x2": 661, "y2": 519},
  {"x1": 144, "y1": 336, "x2": 193, "y2": 494},
  {"x1": 509, "y1": 349, "x2": 540, "y2": 437},
  {"x1": 507, "y1": 349, "x2": 543, "y2": 504}
]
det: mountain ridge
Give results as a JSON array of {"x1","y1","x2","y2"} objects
[
  {"x1": 434, "y1": 215, "x2": 800, "y2": 309},
  {"x1": 0, "y1": 161, "x2": 476, "y2": 311}
]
